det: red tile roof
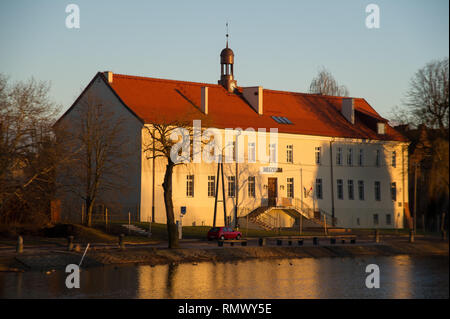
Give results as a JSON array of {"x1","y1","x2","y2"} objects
[{"x1": 106, "y1": 73, "x2": 407, "y2": 142}]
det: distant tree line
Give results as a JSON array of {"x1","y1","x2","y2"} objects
[
  {"x1": 391, "y1": 57, "x2": 449, "y2": 231},
  {"x1": 0, "y1": 74, "x2": 61, "y2": 225}
]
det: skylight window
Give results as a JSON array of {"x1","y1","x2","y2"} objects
[{"x1": 271, "y1": 116, "x2": 293, "y2": 124}]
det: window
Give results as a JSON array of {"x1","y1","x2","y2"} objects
[
  {"x1": 287, "y1": 178, "x2": 294, "y2": 198},
  {"x1": 375, "y1": 149, "x2": 381, "y2": 167},
  {"x1": 286, "y1": 145, "x2": 293, "y2": 163},
  {"x1": 248, "y1": 142, "x2": 256, "y2": 163},
  {"x1": 347, "y1": 148, "x2": 353, "y2": 166},
  {"x1": 348, "y1": 180, "x2": 354, "y2": 200},
  {"x1": 337, "y1": 179, "x2": 343, "y2": 200},
  {"x1": 186, "y1": 175, "x2": 194, "y2": 197},
  {"x1": 316, "y1": 178, "x2": 323, "y2": 199},
  {"x1": 271, "y1": 116, "x2": 293, "y2": 124},
  {"x1": 208, "y1": 176, "x2": 215, "y2": 197},
  {"x1": 336, "y1": 147, "x2": 343, "y2": 165},
  {"x1": 391, "y1": 182, "x2": 397, "y2": 201},
  {"x1": 227, "y1": 176, "x2": 236, "y2": 197},
  {"x1": 386, "y1": 214, "x2": 392, "y2": 225},
  {"x1": 358, "y1": 149, "x2": 364, "y2": 166},
  {"x1": 358, "y1": 180, "x2": 365, "y2": 201},
  {"x1": 248, "y1": 176, "x2": 255, "y2": 198},
  {"x1": 392, "y1": 151, "x2": 397, "y2": 168},
  {"x1": 374, "y1": 181, "x2": 381, "y2": 201},
  {"x1": 373, "y1": 214, "x2": 379, "y2": 226},
  {"x1": 269, "y1": 143, "x2": 277, "y2": 163},
  {"x1": 315, "y1": 147, "x2": 321, "y2": 165}
]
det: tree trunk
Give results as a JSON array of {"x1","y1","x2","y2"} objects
[
  {"x1": 86, "y1": 197, "x2": 94, "y2": 227},
  {"x1": 162, "y1": 160, "x2": 179, "y2": 248}
]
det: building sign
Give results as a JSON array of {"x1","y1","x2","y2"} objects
[
  {"x1": 261, "y1": 167, "x2": 283, "y2": 173},
  {"x1": 181, "y1": 206, "x2": 187, "y2": 215}
]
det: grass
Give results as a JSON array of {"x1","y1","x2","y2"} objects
[
  {"x1": 1, "y1": 220, "x2": 443, "y2": 248},
  {"x1": 105, "y1": 220, "x2": 322, "y2": 240}
]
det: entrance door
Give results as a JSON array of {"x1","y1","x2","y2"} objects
[{"x1": 268, "y1": 178, "x2": 278, "y2": 206}]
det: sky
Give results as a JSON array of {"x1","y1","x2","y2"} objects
[{"x1": 0, "y1": 0, "x2": 448, "y2": 119}]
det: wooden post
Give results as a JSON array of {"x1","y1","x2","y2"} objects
[
  {"x1": 246, "y1": 213, "x2": 248, "y2": 237},
  {"x1": 16, "y1": 236, "x2": 23, "y2": 253},
  {"x1": 148, "y1": 215, "x2": 152, "y2": 238},
  {"x1": 119, "y1": 234, "x2": 125, "y2": 249},
  {"x1": 105, "y1": 207, "x2": 108, "y2": 231},
  {"x1": 324, "y1": 215, "x2": 327, "y2": 235},
  {"x1": 409, "y1": 229, "x2": 415, "y2": 243},
  {"x1": 299, "y1": 214, "x2": 302, "y2": 235},
  {"x1": 128, "y1": 211, "x2": 131, "y2": 235},
  {"x1": 67, "y1": 235, "x2": 74, "y2": 251}
]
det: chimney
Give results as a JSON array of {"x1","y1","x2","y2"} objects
[
  {"x1": 201, "y1": 87, "x2": 208, "y2": 114},
  {"x1": 103, "y1": 71, "x2": 113, "y2": 83},
  {"x1": 242, "y1": 86, "x2": 263, "y2": 115},
  {"x1": 342, "y1": 98, "x2": 355, "y2": 124},
  {"x1": 377, "y1": 122, "x2": 386, "y2": 134}
]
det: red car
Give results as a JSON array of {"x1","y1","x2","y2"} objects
[{"x1": 207, "y1": 227, "x2": 242, "y2": 240}]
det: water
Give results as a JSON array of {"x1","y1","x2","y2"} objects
[{"x1": 0, "y1": 255, "x2": 448, "y2": 298}]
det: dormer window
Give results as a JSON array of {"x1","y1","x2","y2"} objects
[{"x1": 272, "y1": 116, "x2": 293, "y2": 124}]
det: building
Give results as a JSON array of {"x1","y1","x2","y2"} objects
[{"x1": 56, "y1": 40, "x2": 410, "y2": 229}]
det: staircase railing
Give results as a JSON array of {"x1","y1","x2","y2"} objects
[{"x1": 255, "y1": 212, "x2": 278, "y2": 230}]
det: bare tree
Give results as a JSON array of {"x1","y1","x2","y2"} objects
[
  {"x1": 405, "y1": 58, "x2": 449, "y2": 132},
  {"x1": 143, "y1": 117, "x2": 207, "y2": 248},
  {"x1": 309, "y1": 67, "x2": 349, "y2": 97},
  {"x1": 0, "y1": 74, "x2": 61, "y2": 224},
  {"x1": 57, "y1": 94, "x2": 131, "y2": 227}
]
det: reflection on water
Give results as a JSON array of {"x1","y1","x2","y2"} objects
[{"x1": 0, "y1": 256, "x2": 447, "y2": 299}]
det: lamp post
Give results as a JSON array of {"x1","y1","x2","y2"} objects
[{"x1": 234, "y1": 130, "x2": 242, "y2": 229}]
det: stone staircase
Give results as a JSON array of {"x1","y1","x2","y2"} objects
[{"x1": 241, "y1": 198, "x2": 336, "y2": 231}]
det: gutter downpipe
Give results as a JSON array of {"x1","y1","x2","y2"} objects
[{"x1": 330, "y1": 140, "x2": 335, "y2": 226}]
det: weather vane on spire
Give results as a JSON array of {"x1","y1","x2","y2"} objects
[{"x1": 226, "y1": 21, "x2": 229, "y2": 47}]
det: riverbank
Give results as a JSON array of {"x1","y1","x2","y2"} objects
[{"x1": 1, "y1": 237, "x2": 447, "y2": 272}]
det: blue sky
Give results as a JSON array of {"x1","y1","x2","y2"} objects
[{"x1": 0, "y1": 0, "x2": 448, "y2": 119}]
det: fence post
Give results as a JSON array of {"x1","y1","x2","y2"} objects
[
  {"x1": 119, "y1": 234, "x2": 125, "y2": 249},
  {"x1": 148, "y1": 215, "x2": 152, "y2": 238},
  {"x1": 105, "y1": 207, "x2": 108, "y2": 231},
  {"x1": 409, "y1": 230, "x2": 415, "y2": 243},
  {"x1": 16, "y1": 236, "x2": 23, "y2": 253},
  {"x1": 374, "y1": 229, "x2": 380, "y2": 243},
  {"x1": 258, "y1": 238, "x2": 266, "y2": 246},
  {"x1": 128, "y1": 211, "x2": 131, "y2": 235},
  {"x1": 299, "y1": 214, "x2": 302, "y2": 235},
  {"x1": 67, "y1": 235, "x2": 74, "y2": 251}
]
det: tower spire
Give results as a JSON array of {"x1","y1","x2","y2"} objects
[{"x1": 218, "y1": 22, "x2": 236, "y2": 93}]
